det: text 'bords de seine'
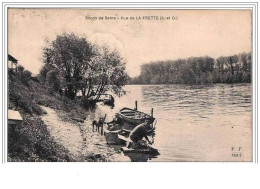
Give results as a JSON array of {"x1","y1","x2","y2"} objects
[{"x1": 85, "y1": 16, "x2": 178, "y2": 21}]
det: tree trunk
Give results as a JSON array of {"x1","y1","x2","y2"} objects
[
  {"x1": 96, "y1": 81, "x2": 107, "y2": 101},
  {"x1": 94, "y1": 83, "x2": 102, "y2": 96},
  {"x1": 86, "y1": 85, "x2": 92, "y2": 98},
  {"x1": 66, "y1": 84, "x2": 75, "y2": 100},
  {"x1": 82, "y1": 88, "x2": 86, "y2": 97},
  {"x1": 229, "y1": 57, "x2": 234, "y2": 75},
  {"x1": 96, "y1": 82, "x2": 105, "y2": 100}
]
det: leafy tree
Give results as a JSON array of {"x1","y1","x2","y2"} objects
[
  {"x1": 20, "y1": 70, "x2": 32, "y2": 86},
  {"x1": 17, "y1": 65, "x2": 24, "y2": 72},
  {"x1": 87, "y1": 46, "x2": 129, "y2": 99},
  {"x1": 46, "y1": 69, "x2": 64, "y2": 93},
  {"x1": 130, "y1": 52, "x2": 251, "y2": 85},
  {"x1": 42, "y1": 33, "x2": 96, "y2": 99},
  {"x1": 41, "y1": 33, "x2": 129, "y2": 103},
  {"x1": 179, "y1": 63, "x2": 196, "y2": 84}
]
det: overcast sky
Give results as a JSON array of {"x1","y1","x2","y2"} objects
[{"x1": 8, "y1": 9, "x2": 251, "y2": 77}]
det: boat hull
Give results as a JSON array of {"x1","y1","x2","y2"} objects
[{"x1": 116, "y1": 107, "x2": 155, "y2": 125}]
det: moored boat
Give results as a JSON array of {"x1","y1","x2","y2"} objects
[
  {"x1": 116, "y1": 107, "x2": 155, "y2": 125},
  {"x1": 103, "y1": 94, "x2": 114, "y2": 106}
]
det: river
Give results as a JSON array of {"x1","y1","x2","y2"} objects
[{"x1": 86, "y1": 84, "x2": 252, "y2": 162}]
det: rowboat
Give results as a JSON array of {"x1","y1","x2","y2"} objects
[
  {"x1": 103, "y1": 94, "x2": 114, "y2": 106},
  {"x1": 116, "y1": 107, "x2": 155, "y2": 125}
]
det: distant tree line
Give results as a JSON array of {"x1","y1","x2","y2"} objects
[{"x1": 129, "y1": 52, "x2": 251, "y2": 85}]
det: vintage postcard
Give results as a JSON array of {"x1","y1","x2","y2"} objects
[{"x1": 6, "y1": 7, "x2": 254, "y2": 162}]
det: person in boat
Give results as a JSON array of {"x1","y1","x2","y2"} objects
[{"x1": 129, "y1": 120, "x2": 153, "y2": 145}]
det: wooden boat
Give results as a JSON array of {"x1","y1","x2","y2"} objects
[
  {"x1": 122, "y1": 128, "x2": 155, "y2": 136},
  {"x1": 103, "y1": 94, "x2": 114, "y2": 106},
  {"x1": 116, "y1": 107, "x2": 155, "y2": 125},
  {"x1": 119, "y1": 137, "x2": 159, "y2": 155},
  {"x1": 121, "y1": 146, "x2": 159, "y2": 155},
  {"x1": 104, "y1": 130, "x2": 127, "y2": 145}
]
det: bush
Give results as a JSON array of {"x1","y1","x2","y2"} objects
[
  {"x1": 20, "y1": 70, "x2": 32, "y2": 86},
  {"x1": 9, "y1": 80, "x2": 45, "y2": 115},
  {"x1": 242, "y1": 72, "x2": 251, "y2": 82},
  {"x1": 18, "y1": 99, "x2": 33, "y2": 114},
  {"x1": 17, "y1": 97, "x2": 44, "y2": 115},
  {"x1": 17, "y1": 65, "x2": 24, "y2": 72},
  {"x1": 46, "y1": 70, "x2": 62, "y2": 92},
  {"x1": 81, "y1": 97, "x2": 96, "y2": 109},
  {"x1": 236, "y1": 71, "x2": 243, "y2": 83},
  {"x1": 8, "y1": 116, "x2": 73, "y2": 162},
  {"x1": 39, "y1": 64, "x2": 52, "y2": 82}
]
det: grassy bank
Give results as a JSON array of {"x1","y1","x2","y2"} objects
[{"x1": 8, "y1": 70, "x2": 89, "y2": 162}]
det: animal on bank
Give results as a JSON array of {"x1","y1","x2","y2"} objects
[
  {"x1": 92, "y1": 115, "x2": 106, "y2": 134},
  {"x1": 92, "y1": 119, "x2": 103, "y2": 133}
]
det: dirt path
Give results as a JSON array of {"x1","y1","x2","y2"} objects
[
  {"x1": 80, "y1": 119, "x2": 121, "y2": 161},
  {"x1": 41, "y1": 106, "x2": 84, "y2": 158},
  {"x1": 40, "y1": 106, "x2": 125, "y2": 161}
]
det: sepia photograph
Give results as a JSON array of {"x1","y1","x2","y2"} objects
[{"x1": 7, "y1": 8, "x2": 253, "y2": 162}]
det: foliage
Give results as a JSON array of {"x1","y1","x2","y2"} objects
[
  {"x1": 18, "y1": 70, "x2": 32, "y2": 86},
  {"x1": 8, "y1": 69, "x2": 88, "y2": 161},
  {"x1": 129, "y1": 53, "x2": 251, "y2": 85},
  {"x1": 41, "y1": 33, "x2": 129, "y2": 102},
  {"x1": 42, "y1": 33, "x2": 96, "y2": 99},
  {"x1": 17, "y1": 65, "x2": 24, "y2": 72},
  {"x1": 9, "y1": 72, "x2": 45, "y2": 115},
  {"x1": 46, "y1": 69, "x2": 64, "y2": 93},
  {"x1": 39, "y1": 64, "x2": 53, "y2": 82},
  {"x1": 8, "y1": 115, "x2": 73, "y2": 162},
  {"x1": 83, "y1": 46, "x2": 129, "y2": 100}
]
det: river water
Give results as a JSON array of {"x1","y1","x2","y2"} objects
[{"x1": 87, "y1": 84, "x2": 252, "y2": 162}]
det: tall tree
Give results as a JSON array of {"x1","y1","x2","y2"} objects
[
  {"x1": 129, "y1": 53, "x2": 251, "y2": 85},
  {"x1": 42, "y1": 33, "x2": 96, "y2": 99},
  {"x1": 42, "y1": 33, "x2": 129, "y2": 102}
]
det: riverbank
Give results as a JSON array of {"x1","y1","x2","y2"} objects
[
  {"x1": 41, "y1": 106, "x2": 118, "y2": 162},
  {"x1": 8, "y1": 70, "x2": 116, "y2": 162}
]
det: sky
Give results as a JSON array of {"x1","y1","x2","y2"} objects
[{"x1": 8, "y1": 9, "x2": 252, "y2": 77}]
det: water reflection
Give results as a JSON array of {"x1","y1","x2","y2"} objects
[
  {"x1": 125, "y1": 153, "x2": 158, "y2": 162},
  {"x1": 90, "y1": 84, "x2": 252, "y2": 162}
]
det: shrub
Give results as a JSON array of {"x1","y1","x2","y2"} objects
[
  {"x1": 18, "y1": 99, "x2": 33, "y2": 114},
  {"x1": 39, "y1": 64, "x2": 52, "y2": 82},
  {"x1": 81, "y1": 97, "x2": 96, "y2": 109},
  {"x1": 46, "y1": 70, "x2": 62, "y2": 92},
  {"x1": 8, "y1": 116, "x2": 73, "y2": 162},
  {"x1": 17, "y1": 65, "x2": 24, "y2": 72},
  {"x1": 242, "y1": 72, "x2": 251, "y2": 82},
  {"x1": 20, "y1": 70, "x2": 32, "y2": 86}
]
